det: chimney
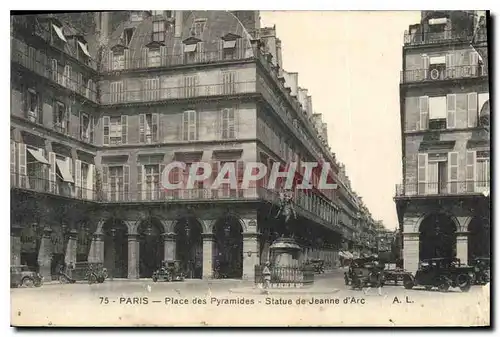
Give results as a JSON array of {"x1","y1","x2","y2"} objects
[
  {"x1": 99, "y1": 11, "x2": 109, "y2": 46},
  {"x1": 175, "y1": 10, "x2": 183, "y2": 38}
]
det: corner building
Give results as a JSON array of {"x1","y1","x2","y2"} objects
[
  {"x1": 11, "y1": 11, "x2": 372, "y2": 280},
  {"x1": 395, "y1": 11, "x2": 490, "y2": 273}
]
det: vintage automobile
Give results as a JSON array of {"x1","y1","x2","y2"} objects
[
  {"x1": 344, "y1": 256, "x2": 385, "y2": 289},
  {"x1": 152, "y1": 260, "x2": 185, "y2": 282},
  {"x1": 383, "y1": 267, "x2": 414, "y2": 286},
  {"x1": 471, "y1": 257, "x2": 490, "y2": 285},
  {"x1": 10, "y1": 265, "x2": 43, "y2": 288},
  {"x1": 402, "y1": 258, "x2": 475, "y2": 292},
  {"x1": 310, "y1": 259, "x2": 325, "y2": 274},
  {"x1": 59, "y1": 262, "x2": 108, "y2": 284}
]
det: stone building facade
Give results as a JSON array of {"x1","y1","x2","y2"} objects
[
  {"x1": 11, "y1": 11, "x2": 376, "y2": 280},
  {"x1": 395, "y1": 11, "x2": 490, "y2": 273}
]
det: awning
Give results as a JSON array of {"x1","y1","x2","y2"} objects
[
  {"x1": 56, "y1": 159, "x2": 74, "y2": 183},
  {"x1": 27, "y1": 148, "x2": 49, "y2": 165},
  {"x1": 223, "y1": 40, "x2": 237, "y2": 49},
  {"x1": 77, "y1": 40, "x2": 91, "y2": 57},
  {"x1": 430, "y1": 56, "x2": 446, "y2": 65},
  {"x1": 183, "y1": 44, "x2": 197, "y2": 53},
  {"x1": 52, "y1": 24, "x2": 67, "y2": 42},
  {"x1": 429, "y1": 18, "x2": 448, "y2": 25}
]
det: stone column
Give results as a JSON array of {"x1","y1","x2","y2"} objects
[
  {"x1": 242, "y1": 232, "x2": 260, "y2": 281},
  {"x1": 64, "y1": 229, "x2": 78, "y2": 267},
  {"x1": 127, "y1": 234, "x2": 139, "y2": 279},
  {"x1": 11, "y1": 226, "x2": 22, "y2": 266},
  {"x1": 456, "y1": 232, "x2": 469, "y2": 265},
  {"x1": 202, "y1": 233, "x2": 215, "y2": 279},
  {"x1": 90, "y1": 232, "x2": 105, "y2": 263},
  {"x1": 163, "y1": 233, "x2": 176, "y2": 261},
  {"x1": 37, "y1": 227, "x2": 53, "y2": 280},
  {"x1": 403, "y1": 233, "x2": 419, "y2": 274}
]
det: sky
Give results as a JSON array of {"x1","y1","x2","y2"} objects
[{"x1": 260, "y1": 11, "x2": 421, "y2": 229}]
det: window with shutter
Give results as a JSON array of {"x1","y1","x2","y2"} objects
[
  {"x1": 419, "y1": 96, "x2": 429, "y2": 130},
  {"x1": 422, "y1": 55, "x2": 429, "y2": 80},
  {"x1": 75, "y1": 159, "x2": 82, "y2": 198},
  {"x1": 476, "y1": 153, "x2": 490, "y2": 192},
  {"x1": 10, "y1": 140, "x2": 16, "y2": 186},
  {"x1": 148, "y1": 48, "x2": 161, "y2": 67},
  {"x1": 103, "y1": 116, "x2": 110, "y2": 145},
  {"x1": 467, "y1": 92, "x2": 478, "y2": 127},
  {"x1": 139, "y1": 114, "x2": 145, "y2": 143},
  {"x1": 465, "y1": 151, "x2": 476, "y2": 192},
  {"x1": 123, "y1": 165, "x2": 129, "y2": 201},
  {"x1": 182, "y1": 110, "x2": 197, "y2": 141},
  {"x1": 121, "y1": 115, "x2": 128, "y2": 144},
  {"x1": 48, "y1": 151, "x2": 56, "y2": 192},
  {"x1": 446, "y1": 94, "x2": 456, "y2": 129},
  {"x1": 448, "y1": 152, "x2": 459, "y2": 194},
  {"x1": 112, "y1": 51, "x2": 125, "y2": 70},
  {"x1": 417, "y1": 153, "x2": 428, "y2": 195},
  {"x1": 109, "y1": 166, "x2": 124, "y2": 201},
  {"x1": 222, "y1": 71, "x2": 236, "y2": 95}
]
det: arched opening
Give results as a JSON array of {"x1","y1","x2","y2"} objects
[
  {"x1": 213, "y1": 215, "x2": 243, "y2": 279},
  {"x1": 174, "y1": 218, "x2": 203, "y2": 279},
  {"x1": 138, "y1": 218, "x2": 164, "y2": 278},
  {"x1": 419, "y1": 213, "x2": 457, "y2": 261},
  {"x1": 103, "y1": 218, "x2": 128, "y2": 278},
  {"x1": 468, "y1": 216, "x2": 490, "y2": 263}
]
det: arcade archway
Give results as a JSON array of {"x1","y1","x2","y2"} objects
[
  {"x1": 174, "y1": 217, "x2": 203, "y2": 279},
  {"x1": 138, "y1": 218, "x2": 164, "y2": 278},
  {"x1": 468, "y1": 216, "x2": 490, "y2": 263},
  {"x1": 103, "y1": 218, "x2": 128, "y2": 278},
  {"x1": 213, "y1": 215, "x2": 243, "y2": 279},
  {"x1": 419, "y1": 213, "x2": 457, "y2": 261}
]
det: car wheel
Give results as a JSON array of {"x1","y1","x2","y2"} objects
[
  {"x1": 59, "y1": 275, "x2": 68, "y2": 284},
  {"x1": 22, "y1": 277, "x2": 34, "y2": 288},
  {"x1": 167, "y1": 274, "x2": 173, "y2": 282},
  {"x1": 438, "y1": 280, "x2": 450, "y2": 292},
  {"x1": 403, "y1": 276, "x2": 414, "y2": 289},
  {"x1": 88, "y1": 273, "x2": 97, "y2": 285},
  {"x1": 152, "y1": 276, "x2": 158, "y2": 283},
  {"x1": 456, "y1": 274, "x2": 471, "y2": 292}
]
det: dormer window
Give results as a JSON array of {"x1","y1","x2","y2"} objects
[
  {"x1": 191, "y1": 18, "x2": 206, "y2": 38},
  {"x1": 183, "y1": 36, "x2": 201, "y2": 57},
  {"x1": 130, "y1": 11, "x2": 143, "y2": 22},
  {"x1": 112, "y1": 50, "x2": 125, "y2": 70},
  {"x1": 148, "y1": 48, "x2": 161, "y2": 67},
  {"x1": 153, "y1": 20, "x2": 165, "y2": 42},
  {"x1": 51, "y1": 22, "x2": 67, "y2": 43},
  {"x1": 124, "y1": 28, "x2": 135, "y2": 46},
  {"x1": 221, "y1": 33, "x2": 240, "y2": 60}
]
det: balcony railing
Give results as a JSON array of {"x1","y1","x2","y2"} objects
[
  {"x1": 403, "y1": 28, "x2": 487, "y2": 47},
  {"x1": 100, "y1": 47, "x2": 254, "y2": 73},
  {"x1": 101, "y1": 81, "x2": 256, "y2": 105},
  {"x1": 11, "y1": 38, "x2": 98, "y2": 103},
  {"x1": 401, "y1": 65, "x2": 488, "y2": 84},
  {"x1": 11, "y1": 173, "x2": 96, "y2": 201},
  {"x1": 395, "y1": 181, "x2": 490, "y2": 197}
]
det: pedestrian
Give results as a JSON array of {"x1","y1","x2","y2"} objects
[{"x1": 262, "y1": 261, "x2": 271, "y2": 293}]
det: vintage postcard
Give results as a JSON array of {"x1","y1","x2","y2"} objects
[{"x1": 9, "y1": 10, "x2": 490, "y2": 327}]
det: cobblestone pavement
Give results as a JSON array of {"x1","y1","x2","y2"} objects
[{"x1": 11, "y1": 270, "x2": 490, "y2": 327}]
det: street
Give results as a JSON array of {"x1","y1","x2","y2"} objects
[{"x1": 11, "y1": 270, "x2": 490, "y2": 326}]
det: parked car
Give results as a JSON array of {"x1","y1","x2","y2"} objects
[
  {"x1": 402, "y1": 258, "x2": 474, "y2": 292},
  {"x1": 152, "y1": 260, "x2": 185, "y2": 282},
  {"x1": 344, "y1": 256, "x2": 385, "y2": 289},
  {"x1": 59, "y1": 262, "x2": 107, "y2": 284},
  {"x1": 10, "y1": 265, "x2": 43, "y2": 288},
  {"x1": 470, "y1": 257, "x2": 490, "y2": 285}
]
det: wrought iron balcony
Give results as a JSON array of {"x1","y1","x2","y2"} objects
[
  {"x1": 11, "y1": 172, "x2": 96, "y2": 201},
  {"x1": 11, "y1": 39, "x2": 98, "y2": 103},
  {"x1": 401, "y1": 65, "x2": 488, "y2": 84},
  {"x1": 101, "y1": 81, "x2": 256, "y2": 105},
  {"x1": 403, "y1": 28, "x2": 487, "y2": 47},
  {"x1": 395, "y1": 181, "x2": 490, "y2": 198},
  {"x1": 100, "y1": 47, "x2": 254, "y2": 73}
]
